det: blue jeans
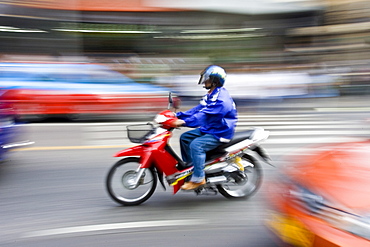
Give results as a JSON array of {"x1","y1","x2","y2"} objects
[{"x1": 180, "y1": 128, "x2": 221, "y2": 183}]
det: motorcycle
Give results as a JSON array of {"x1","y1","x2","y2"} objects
[{"x1": 106, "y1": 93, "x2": 272, "y2": 206}]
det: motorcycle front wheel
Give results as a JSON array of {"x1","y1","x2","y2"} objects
[
  {"x1": 106, "y1": 157, "x2": 157, "y2": 206},
  {"x1": 217, "y1": 154, "x2": 262, "y2": 199}
]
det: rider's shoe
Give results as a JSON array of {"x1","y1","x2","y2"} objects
[{"x1": 181, "y1": 179, "x2": 206, "y2": 190}]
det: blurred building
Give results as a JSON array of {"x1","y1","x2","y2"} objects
[
  {"x1": 285, "y1": 0, "x2": 370, "y2": 94},
  {"x1": 0, "y1": 0, "x2": 369, "y2": 95},
  {"x1": 0, "y1": 0, "x2": 322, "y2": 65}
]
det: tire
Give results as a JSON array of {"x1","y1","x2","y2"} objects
[
  {"x1": 106, "y1": 157, "x2": 157, "y2": 206},
  {"x1": 217, "y1": 154, "x2": 262, "y2": 199}
]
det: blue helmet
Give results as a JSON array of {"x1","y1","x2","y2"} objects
[{"x1": 198, "y1": 65, "x2": 226, "y2": 87}]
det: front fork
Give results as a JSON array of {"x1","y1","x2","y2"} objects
[
  {"x1": 134, "y1": 166, "x2": 167, "y2": 191},
  {"x1": 133, "y1": 167, "x2": 146, "y2": 187}
]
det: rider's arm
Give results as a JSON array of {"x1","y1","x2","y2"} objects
[
  {"x1": 176, "y1": 104, "x2": 203, "y2": 120},
  {"x1": 183, "y1": 101, "x2": 224, "y2": 128}
]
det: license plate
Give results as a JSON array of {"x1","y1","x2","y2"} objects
[{"x1": 266, "y1": 213, "x2": 314, "y2": 247}]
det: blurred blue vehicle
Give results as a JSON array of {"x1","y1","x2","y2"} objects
[{"x1": 0, "y1": 89, "x2": 33, "y2": 161}]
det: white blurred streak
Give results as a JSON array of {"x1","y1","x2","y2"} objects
[
  {"x1": 155, "y1": 72, "x2": 339, "y2": 99},
  {"x1": 144, "y1": 0, "x2": 323, "y2": 14}
]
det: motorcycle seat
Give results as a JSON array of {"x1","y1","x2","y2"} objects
[
  {"x1": 217, "y1": 130, "x2": 255, "y2": 150},
  {"x1": 206, "y1": 130, "x2": 255, "y2": 160}
]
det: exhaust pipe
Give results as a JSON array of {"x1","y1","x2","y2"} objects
[{"x1": 207, "y1": 176, "x2": 227, "y2": 184}]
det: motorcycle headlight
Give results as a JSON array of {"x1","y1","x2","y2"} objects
[{"x1": 289, "y1": 183, "x2": 370, "y2": 240}]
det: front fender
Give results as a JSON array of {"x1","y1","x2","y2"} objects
[
  {"x1": 114, "y1": 145, "x2": 146, "y2": 157},
  {"x1": 114, "y1": 145, "x2": 153, "y2": 169}
]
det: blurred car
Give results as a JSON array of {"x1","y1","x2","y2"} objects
[
  {"x1": 266, "y1": 139, "x2": 370, "y2": 247},
  {"x1": 0, "y1": 89, "x2": 33, "y2": 161},
  {"x1": 0, "y1": 63, "x2": 170, "y2": 121},
  {"x1": 0, "y1": 97, "x2": 16, "y2": 161}
]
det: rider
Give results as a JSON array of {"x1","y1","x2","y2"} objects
[{"x1": 171, "y1": 65, "x2": 238, "y2": 190}]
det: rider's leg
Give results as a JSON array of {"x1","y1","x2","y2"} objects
[
  {"x1": 179, "y1": 128, "x2": 203, "y2": 163},
  {"x1": 188, "y1": 134, "x2": 221, "y2": 183}
]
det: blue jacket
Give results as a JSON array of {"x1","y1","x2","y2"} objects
[{"x1": 176, "y1": 87, "x2": 238, "y2": 142}]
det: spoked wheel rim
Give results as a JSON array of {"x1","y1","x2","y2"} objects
[
  {"x1": 106, "y1": 157, "x2": 157, "y2": 205},
  {"x1": 121, "y1": 170, "x2": 141, "y2": 190}
]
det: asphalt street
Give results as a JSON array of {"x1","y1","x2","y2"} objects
[{"x1": 1, "y1": 96, "x2": 369, "y2": 247}]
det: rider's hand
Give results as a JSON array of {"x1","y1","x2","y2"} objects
[{"x1": 169, "y1": 119, "x2": 185, "y2": 128}]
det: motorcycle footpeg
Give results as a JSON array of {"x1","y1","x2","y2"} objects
[{"x1": 195, "y1": 186, "x2": 218, "y2": 196}]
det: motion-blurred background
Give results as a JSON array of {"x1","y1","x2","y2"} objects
[
  {"x1": 1, "y1": 0, "x2": 369, "y2": 121},
  {"x1": 2, "y1": 2, "x2": 370, "y2": 247}
]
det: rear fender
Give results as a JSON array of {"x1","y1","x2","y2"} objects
[{"x1": 250, "y1": 146, "x2": 274, "y2": 166}]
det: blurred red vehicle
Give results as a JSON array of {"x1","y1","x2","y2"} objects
[
  {"x1": 0, "y1": 63, "x2": 170, "y2": 121},
  {"x1": 266, "y1": 139, "x2": 370, "y2": 247}
]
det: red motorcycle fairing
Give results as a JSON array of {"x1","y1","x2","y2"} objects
[
  {"x1": 114, "y1": 145, "x2": 154, "y2": 169},
  {"x1": 114, "y1": 145, "x2": 145, "y2": 158},
  {"x1": 113, "y1": 131, "x2": 186, "y2": 193}
]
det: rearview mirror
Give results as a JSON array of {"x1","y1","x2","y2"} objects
[
  {"x1": 168, "y1": 92, "x2": 173, "y2": 104},
  {"x1": 172, "y1": 97, "x2": 181, "y2": 109},
  {"x1": 168, "y1": 92, "x2": 181, "y2": 109}
]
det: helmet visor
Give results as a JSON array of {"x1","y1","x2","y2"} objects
[
  {"x1": 198, "y1": 68, "x2": 209, "y2": 84},
  {"x1": 198, "y1": 74, "x2": 206, "y2": 84}
]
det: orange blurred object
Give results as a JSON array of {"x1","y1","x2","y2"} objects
[{"x1": 266, "y1": 140, "x2": 370, "y2": 247}]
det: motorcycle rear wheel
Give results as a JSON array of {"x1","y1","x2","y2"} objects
[
  {"x1": 106, "y1": 157, "x2": 157, "y2": 206},
  {"x1": 217, "y1": 154, "x2": 262, "y2": 199}
]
